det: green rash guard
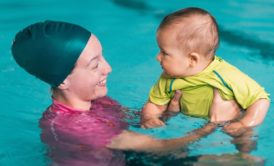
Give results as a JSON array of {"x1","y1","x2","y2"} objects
[{"x1": 149, "y1": 56, "x2": 270, "y2": 118}]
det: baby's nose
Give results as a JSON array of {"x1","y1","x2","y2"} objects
[{"x1": 156, "y1": 54, "x2": 162, "y2": 62}]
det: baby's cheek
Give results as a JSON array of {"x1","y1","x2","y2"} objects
[{"x1": 173, "y1": 66, "x2": 184, "y2": 75}]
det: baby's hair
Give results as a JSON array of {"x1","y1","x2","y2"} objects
[{"x1": 158, "y1": 7, "x2": 219, "y2": 58}]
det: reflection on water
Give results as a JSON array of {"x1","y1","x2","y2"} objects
[
  {"x1": 125, "y1": 146, "x2": 264, "y2": 166},
  {"x1": 124, "y1": 108, "x2": 262, "y2": 166},
  {"x1": 219, "y1": 27, "x2": 274, "y2": 60},
  {"x1": 112, "y1": 0, "x2": 151, "y2": 11},
  {"x1": 112, "y1": 0, "x2": 274, "y2": 61},
  {"x1": 163, "y1": 153, "x2": 264, "y2": 166}
]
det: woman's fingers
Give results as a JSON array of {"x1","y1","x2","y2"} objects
[{"x1": 167, "y1": 90, "x2": 182, "y2": 112}]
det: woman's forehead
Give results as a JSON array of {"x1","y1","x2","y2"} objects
[{"x1": 76, "y1": 35, "x2": 102, "y2": 66}]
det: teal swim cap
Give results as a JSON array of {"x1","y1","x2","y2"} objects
[{"x1": 11, "y1": 20, "x2": 91, "y2": 87}]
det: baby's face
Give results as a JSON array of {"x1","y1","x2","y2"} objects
[{"x1": 156, "y1": 27, "x2": 193, "y2": 77}]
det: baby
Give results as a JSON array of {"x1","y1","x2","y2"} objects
[{"x1": 141, "y1": 7, "x2": 270, "y2": 136}]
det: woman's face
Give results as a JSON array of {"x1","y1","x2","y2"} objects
[{"x1": 66, "y1": 35, "x2": 112, "y2": 101}]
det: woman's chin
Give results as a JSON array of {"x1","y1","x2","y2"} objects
[
  {"x1": 97, "y1": 88, "x2": 108, "y2": 98},
  {"x1": 90, "y1": 86, "x2": 108, "y2": 100}
]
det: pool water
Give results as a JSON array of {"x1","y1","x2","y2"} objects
[{"x1": 0, "y1": 0, "x2": 273, "y2": 165}]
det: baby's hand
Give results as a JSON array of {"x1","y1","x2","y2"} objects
[
  {"x1": 141, "y1": 118, "x2": 165, "y2": 128},
  {"x1": 223, "y1": 121, "x2": 247, "y2": 137}
]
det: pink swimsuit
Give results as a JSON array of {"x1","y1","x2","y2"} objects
[{"x1": 39, "y1": 96, "x2": 128, "y2": 166}]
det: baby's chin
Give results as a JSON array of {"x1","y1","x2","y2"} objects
[
  {"x1": 161, "y1": 72, "x2": 172, "y2": 79},
  {"x1": 162, "y1": 71, "x2": 181, "y2": 78}
]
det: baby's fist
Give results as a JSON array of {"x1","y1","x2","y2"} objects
[{"x1": 141, "y1": 118, "x2": 165, "y2": 129}]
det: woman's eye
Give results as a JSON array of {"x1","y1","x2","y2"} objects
[
  {"x1": 93, "y1": 63, "x2": 99, "y2": 69},
  {"x1": 89, "y1": 62, "x2": 99, "y2": 70}
]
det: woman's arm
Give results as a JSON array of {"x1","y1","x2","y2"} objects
[{"x1": 107, "y1": 122, "x2": 216, "y2": 152}]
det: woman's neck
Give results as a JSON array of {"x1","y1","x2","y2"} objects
[{"x1": 52, "y1": 89, "x2": 92, "y2": 111}]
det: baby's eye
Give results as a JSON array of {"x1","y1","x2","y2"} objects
[{"x1": 162, "y1": 51, "x2": 168, "y2": 56}]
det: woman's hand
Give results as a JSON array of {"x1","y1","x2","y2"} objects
[{"x1": 167, "y1": 90, "x2": 182, "y2": 113}]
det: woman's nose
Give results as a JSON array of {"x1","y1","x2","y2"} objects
[{"x1": 101, "y1": 58, "x2": 112, "y2": 75}]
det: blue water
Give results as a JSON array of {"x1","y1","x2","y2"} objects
[{"x1": 0, "y1": 0, "x2": 273, "y2": 165}]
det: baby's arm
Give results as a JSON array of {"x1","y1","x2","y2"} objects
[
  {"x1": 141, "y1": 90, "x2": 182, "y2": 128},
  {"x1": 141, "y1": 102, "x2": 167, "y2": 128},
  {"x1": 223, "y1": 98, "x2": 270, "y2": 136}
]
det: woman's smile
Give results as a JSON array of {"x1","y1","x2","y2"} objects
[{"x1": 97, "y1": 78, "x2": 107, "y2": 87}]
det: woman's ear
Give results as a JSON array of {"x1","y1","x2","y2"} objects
[
  {"x1": 188, "y1": 52, "x2": 200, "y2": 67},
  {"x1": 58, "y1": 77, "x2": 70, "y2": 90}
]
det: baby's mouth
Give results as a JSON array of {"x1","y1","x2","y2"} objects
[{"x1": 97, "y1": 79, "x2": 107, "y2": 87}]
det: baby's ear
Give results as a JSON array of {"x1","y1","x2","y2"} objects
[
  {"x1": 188, "y1": 52, "x2": 200, "y2": 67},
  {"x1": 58, "y1": 77, "x2": 70, "y2": 90}
]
